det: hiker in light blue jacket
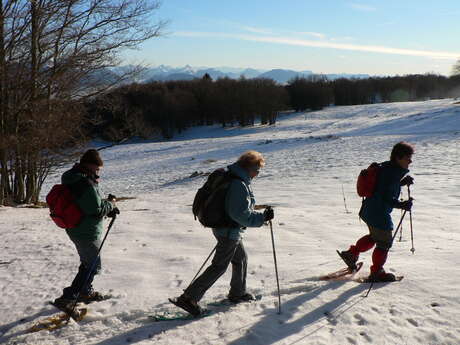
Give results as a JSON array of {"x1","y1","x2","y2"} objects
[{"x1": 174, "y1": 151, "x2": 274, "y2": 316}]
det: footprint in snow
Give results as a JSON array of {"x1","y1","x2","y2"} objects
[
  {"x1": 407, "y1": 318, "x2": 419, "y2": 327},
  {"x1": 354, "y1": 314, "x2": 368, "y2": 325},
  {"x1": 346, "y1": 337, "x2": 357, "y2": 345},
  {"x1": 359, "y1": 331, "x2": 372, "y2": 342}
]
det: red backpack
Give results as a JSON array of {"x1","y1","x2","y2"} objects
[
  {"x1": 356, "y1": 162, "x2": 381, "y2": 198},
  {"x1": 46, "y1": 185, "x2": 83, "y2": 229}
]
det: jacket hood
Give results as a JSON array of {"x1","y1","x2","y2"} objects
[
  {"x1": 62, "y1": 164, "x2": 98, "y2": 185},
  {"x1": 227, "y1": 162, "x2": 251, "y2": 184},
  {"x1": 381, "y1": 160, "x2": 409, "y2": 180}
]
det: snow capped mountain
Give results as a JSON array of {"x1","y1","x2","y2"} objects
[
  {"x1": 111, "y1": 65, "x2": 370, "y2": 84},
  {"x1": 257, "y1": 69, "x2": 313, "y2": 84}
]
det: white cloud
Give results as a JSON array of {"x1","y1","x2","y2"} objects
[
  {"x1": 297, "y1": 31, "x2": 327, "y2": 39},
  {"x1": 348, "y1": 3, "x2": 377, "y2": 12},
  {"x1": 241, "y1": 25, "x2": 272, "y2": 35},
  {"x1": 174, "y1": 31, "x2": 460, "y2": 60}
]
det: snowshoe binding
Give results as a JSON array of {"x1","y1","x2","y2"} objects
[
  {"x1": 169, "y1": 295, "x2": 206, "y2": 317},
  {"x1": 50, "y1": 297, "x2": 87, "y2": 321},
  {"x1": 337, "y1": 250, "x2": 360, "y2": 272}
]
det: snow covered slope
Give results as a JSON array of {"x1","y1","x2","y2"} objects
[{"x1": 1, "y1": 99, "x2": 459, "y2": 345}]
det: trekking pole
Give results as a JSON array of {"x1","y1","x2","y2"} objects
[
  {"x1": 269, "y1": 220, "x2": 282, "y2": 314},
  {"x1": 66, "y1": 215, "x2": 117, "y2": 323},
  {"x1": 364, "y1": 211, "x2": 407, "y2": 298},
  {"x1": 408, "y1": 186, "x2": 415, "y2": 254},
  {"x1": 391, "y1": 210, "x2": 407, "y2": 244},
  {"x1": 342, "y1": 184, "x2": 351, "y2": 214},
  {"x1": 188, "y1": 245, "x2": 217, "y2": 287},
  {"x1": 398, "y1": 204, "x2": 404, "y2": 242}
]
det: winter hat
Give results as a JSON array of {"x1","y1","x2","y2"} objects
[{"x1": 80, "y1": 149, "x2": 103, "y2": 166}]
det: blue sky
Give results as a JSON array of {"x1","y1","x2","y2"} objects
[{"x1": 124, "y1": 0, "x2": 460, "y2": 76}]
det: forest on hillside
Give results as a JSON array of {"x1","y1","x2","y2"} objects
[{"x1": 87, "y1": 73, "x2": 460, "y2": 141}]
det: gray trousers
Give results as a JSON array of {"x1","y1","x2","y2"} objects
[
  {"x1": 184, "y1": 235, "x2": 247, "y2": 302},
  {"x1": 367, "y1": 225, "x2": 393, "y2": 250},
  {"x1": 63, "y1": 236, "x2": 102, "y2": 298}
]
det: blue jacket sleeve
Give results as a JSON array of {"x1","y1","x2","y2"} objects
[
  {"x1": 226, "y1": 180, "x2": 265, "y2": 228},
  {"x1": 380, "y1": 173, "x2": 401, "y2": 208}
]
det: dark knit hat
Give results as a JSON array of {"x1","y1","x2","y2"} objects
[{"x1": 80, "y1": 149, "x2": 103, "y2": 166}]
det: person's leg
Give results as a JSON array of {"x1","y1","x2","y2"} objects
[
  {"x1": 368, "y1": 227, "x2": 392, "y2": 274},
  {"x1": 348, "y1": 226, "x2": 377, "y2": 258},
  {"x1": 63, "y1": 237, "x2": 101, "y2": 298},
  {"x1": 184, "y1": 236, "x2": 239, "y2": 302},
  {"x1": 229, "y1": 240, "x2": 247, "y2": 298}
]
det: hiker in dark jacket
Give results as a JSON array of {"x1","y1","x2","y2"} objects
[
  {"x1": 171, "y1": 151, "x2": 274, "y2": 316},
  {"x1": 54, "y1": 149, "x2": 119, "y2": 308},
  {"x1": 339, "y1": 142, "x2": 414, "y2": 282}
]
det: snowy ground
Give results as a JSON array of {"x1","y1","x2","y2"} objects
[{"x1": 1, "y1": 99, "x2": 459, "y2": 345}]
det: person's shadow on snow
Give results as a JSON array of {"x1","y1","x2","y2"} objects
[
  {"x1": 225, "y1": 280, "x2": 378, "y2": 345},
  {"x1": 0, "y1": 308, "x2": 57, "y2": 343},
  {"x1": 92, "y1": 302, "x2": 236, "y2": 345}
]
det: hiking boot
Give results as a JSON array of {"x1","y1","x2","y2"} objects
[
  {"x1": 337, "y1": 250, "x2": 358, "y2": 271},
  {"x1": 77, "y1": 291, "x2": 111, "y2": 304},
  {"x1": 169, "y1": 294, "x2": 204, "y2": 317},
  {"x1": 367, "y1": 270, "x2": 396, "y2": 282},
  {"x1": 228, "y1": 293, "x2": 255, "y2": 304},
  {"x1": 51, "y1": 296, "x2": 87, "y2": 321},
  {"x1": 52, "y1": 296, "x2": 74, "y2": 310}
]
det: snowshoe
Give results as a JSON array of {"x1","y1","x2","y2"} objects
[
  {"x1": 228, "y1": 293, "x2": 256, "y2": 304},
  {"x1": 77, "y1": 291, "x2": 112, "y2": 304},
  {"x1": 169, "y1": 295, "x2": 206, "y2": 317},
  {"x1": 50, "y1": 297, "x2": 87, "y2": 321},
  {"x1": 364, "y1": 270, "x2": 399, "y2": 283}
]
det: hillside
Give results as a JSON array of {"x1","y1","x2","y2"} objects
[{"x1": 1, "y1": 99, "x2": 459, "y2": 345}]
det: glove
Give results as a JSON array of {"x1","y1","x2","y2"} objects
[
  {"x1": 108, "y1": 194, "x2": 117, "y2": 202},
  {"x1": 400, "y1": 175, "x2": 414, "y2": 186},
  {"x1": 263, "y1": 207, "x2": 274, "y2": 221},
  {"x1": 398, "y1": 198, "x2": 413, "y2": 211},
  {"x1": 107, "y1": 207, "x2": 120, "y2": 218}
]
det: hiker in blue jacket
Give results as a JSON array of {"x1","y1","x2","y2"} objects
[
  {"x1": 173, "y1": 151, "x2": 274, "y2": 316},
  {"x1": 339, "y1": 142, "x2": 414, "y2": 282}
]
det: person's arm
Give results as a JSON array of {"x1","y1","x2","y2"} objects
[
  {"x1": 77, "y1": 183, "x2": 114, "y2": 218},
  {"x1": 226, "y1": 180, "x2": 265, "y2": 228},
  {"x1": 380, "y1": 173, "x2": 402, "y2": 208}
]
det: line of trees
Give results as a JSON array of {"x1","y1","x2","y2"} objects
[
  {"x1": 0, "y1": 0, "x2": 165, "y2": 205},
  {"x1": 1, "y1": 3, "x2": 459, "y2": 207},
  {"x1": 88, "y1": 72, "x2": 460, "y2": 142},
  {"x1": 86, "y1": 75, "x2": 290, "y2": 141},
  {"x1": 286, "y1": 73, "x2": 460, "y2": 112}
]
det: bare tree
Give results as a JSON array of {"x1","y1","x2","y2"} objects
[
  {"x1": 0, "y1": 0, "x2": 166, "y2": 205},
  {"x1": 452, "y1": 59, "x2": 460, "y2": 76}
]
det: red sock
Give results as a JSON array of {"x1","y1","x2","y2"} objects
[
  {"x1": 349, "y1": 235, "x2": 375, "y2": 257},
  {"x1": 371, "y1": 247, "x2": 388, "y2": 273}
]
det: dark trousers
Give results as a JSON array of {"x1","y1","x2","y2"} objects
[
  {"x1": 184, "y1": 235, "x2": 247, "y2": 302},
  {"x1": 63, "y1": 237, "x2": 101, "y2": 298},
  {"x1": 349, "y1": 224, "x2": 393, "y2": 274}
]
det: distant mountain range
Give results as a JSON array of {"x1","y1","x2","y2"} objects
[{"x1": 109, "y1": 65, "x2": 370, "y2": 85}]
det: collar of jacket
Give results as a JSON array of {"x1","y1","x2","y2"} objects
[
  {"x1": 73, "y1": 163, "x2": 100, "y2": 184},
  {"x1": 227, "y1": 162, "x2": 251, "y2": 184},
  {"x1": 383, "y1": 160, "x2": 409, "y2": 180}
]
